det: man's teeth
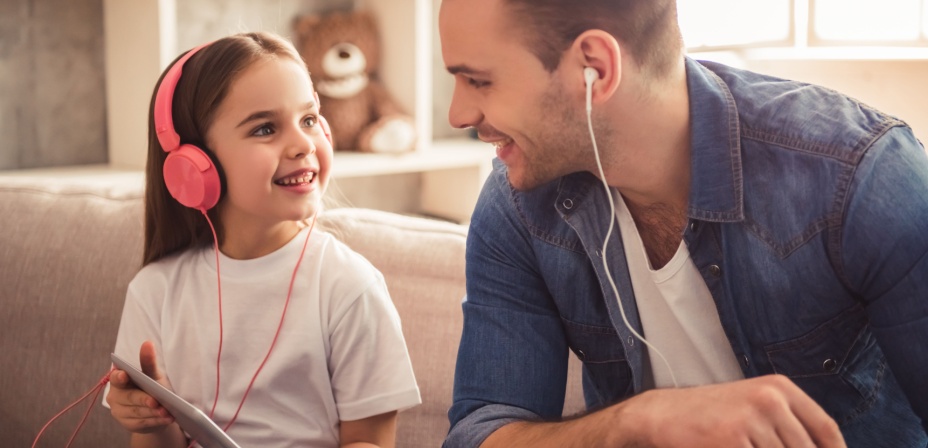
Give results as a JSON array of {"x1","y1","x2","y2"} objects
[
  {"x1": 494, "y1": 139, "x2": 513, "y2": 149},
  {"x1": 277, "y1": 173, "x2": 314, "y2": 185}
]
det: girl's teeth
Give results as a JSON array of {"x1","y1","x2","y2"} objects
[{"x1": 278, "y1": 173, "x2": 314, "y2": 185}]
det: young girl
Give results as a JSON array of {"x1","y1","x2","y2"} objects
[{"x1": 104, "y1": 31, "x2": 420, "y2": 447}]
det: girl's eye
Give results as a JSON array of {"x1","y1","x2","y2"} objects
[
  {"x1": 302, "y1": 116, "x2": 318, "y2": 128},
  {"x1": 252, "y1": 124, "x2": 274, "y2": 137}
]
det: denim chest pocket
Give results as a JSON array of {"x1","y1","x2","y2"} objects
[
  {"x1": 561, "y1": 318, "x2": 633, "y2": 409},
  {"x1": 763, "y1": 304, "x2": 886, "y2": 425}
]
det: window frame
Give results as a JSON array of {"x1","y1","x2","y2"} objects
[
  {"x1": 680, "y1": 0, "x2": 796, "y2": 52},
  {"x1": 806, "y1": 0, "x2": 928, "y2": 47},
  {"x1": 681, "y1": 0, "x2": 928, "y2": 52}
]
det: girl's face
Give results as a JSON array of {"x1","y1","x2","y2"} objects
[{"x1": 205, "y1": 56, "x2": 332, "y2": 254}]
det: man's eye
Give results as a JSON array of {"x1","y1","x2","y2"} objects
[
  {"x1": 467, "y1": 78, "x2": 489, "y2": 88},
  {"x1": 302, "y1": 116, "x2": 318, "y2": 127}
]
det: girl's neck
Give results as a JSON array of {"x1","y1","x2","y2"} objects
[{"x1": 218, "y1": 220, "x2": 304, "y2": 260}]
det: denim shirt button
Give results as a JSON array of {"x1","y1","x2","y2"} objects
[
  {"x1": 576, "y1": 349, "x2": 586, "y2": 361},
  {"x1": 562, "y1": 199, "x2": 574, "y2": 210},
  {"x1": 595, "y1": 249, "x2": 602, "y2": 257},
  {"x1": 741, "y1": 354, "x2": 750, "y2": 367},
  {"x1": 627, "y1": 336, "x2": 634, "y2": 347},
  {"x1": 823, "y1": 358, "x2": 837, "y2": 372},
  {"x1": 708, "y1": 264, "x2": 722, "y2": 277},
  {"x1": 689, "y1": 221, "x2": 698, "y2": 232}
]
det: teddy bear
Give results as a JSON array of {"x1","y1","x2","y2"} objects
[{"x1": 293, "y1": 10, "x2": 417, "y2": 153}]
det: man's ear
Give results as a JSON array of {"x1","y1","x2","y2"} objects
[{"x1": 569, "y1": 30, "x2": 621, "y2": 105}]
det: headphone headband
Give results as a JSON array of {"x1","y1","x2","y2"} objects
[{"x1": 154, "y1": 42, "x2": 212, "y2": 153}]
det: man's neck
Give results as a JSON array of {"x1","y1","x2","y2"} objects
[
  {"x1": 600, "y1": 57, "x2": 691, "y2": 213},
  {"x1": 601, "y1": 58, "x2": 691, "y2": 269}
]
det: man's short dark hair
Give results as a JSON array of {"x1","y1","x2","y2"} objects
[{"x1": 502, "y1": 0, "x2": 683, "y2": 77}]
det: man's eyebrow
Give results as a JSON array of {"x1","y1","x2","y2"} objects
[
  {"x1": 235, "y1": 101, "x2": 316, "y2": 128},
  {"x1": 447, "y1": 65, "x2": 490, "y2": 76}
]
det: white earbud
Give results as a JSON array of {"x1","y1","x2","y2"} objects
[
  {"x1": 584, "y1": 67, "x2": 597, "y2": 112},
  {"x1": 584, "y1": 66, "x2": 598, "y2": 86}
]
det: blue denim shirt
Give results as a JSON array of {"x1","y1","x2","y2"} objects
[{"x1": 445, "y1": 58, "x2": 928, "y2": 448}]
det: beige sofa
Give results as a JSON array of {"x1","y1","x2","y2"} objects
[{"x1": 0, "y1": 173, "x2": 584, "y2": 447}]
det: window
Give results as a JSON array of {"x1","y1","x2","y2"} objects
[
  {"x1": 679, "y1": 0, "x2": 928, "y2": 50},
  {"x1": 924, "y1": 3, "x2": 928, "y2": 36},
  {"x1": 678, "y1": 0, "x2": 791, "y2": 48},
  {"x1": 814, "y1": 0, "x2": 926, "y2": 42}
]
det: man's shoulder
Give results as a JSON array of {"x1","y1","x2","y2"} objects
[{"x1": 700, "y1": 60, "x2": 904, "y2": 163}]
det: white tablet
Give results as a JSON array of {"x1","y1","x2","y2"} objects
[{"x1": 110, "y1": 353, "x2": 242, "y2": 448}]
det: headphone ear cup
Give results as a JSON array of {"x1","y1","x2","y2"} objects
[{"x1": 163, "y1": 144, "x2": 222, "y2": 211}]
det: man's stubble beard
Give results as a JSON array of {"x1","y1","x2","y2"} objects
[{"x1": 510, "y1": 85, "x2": 599, "y2": 191}]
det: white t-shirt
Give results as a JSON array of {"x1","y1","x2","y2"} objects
[
  {"x1": 105, "y1": 226, "x2": 421, "y2": 447},
  {"x1": 614, "y1": 193, "x2": 744, "y2": 388}
]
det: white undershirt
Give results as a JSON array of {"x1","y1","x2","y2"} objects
[{"x1": 614, "y1": 192, "x2": 744, "y2": 388}]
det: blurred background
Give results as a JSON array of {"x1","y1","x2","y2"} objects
[{"x1": 1, "y1": 0, "x2": 925, "y2": 221}]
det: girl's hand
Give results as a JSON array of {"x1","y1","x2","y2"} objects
[{"x1": 106, "y1": 341, "x2": 177, "y2": 434}]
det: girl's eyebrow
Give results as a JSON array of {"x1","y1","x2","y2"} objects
[
  {"x1": 236, "y1": 110, "x2": 277, "y2": 128},
  {"x1": 235, "y1": 101, "x2": 317, "y2": 129}
]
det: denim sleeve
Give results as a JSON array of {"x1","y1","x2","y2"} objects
[
  {"x1": 841, "y1": 125, "x2": 928, "y2": 433},
  {"x1": 444, "y1": 167, "x2": 571, "y2": 447}
]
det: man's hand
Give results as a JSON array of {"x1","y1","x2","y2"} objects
[
  {"x1": 623, "y1": 374, "x2": 846, "y2": 448},
  {"x1": 106, "y1": 341, "x2": 176, "y2": 434},
  {"x1": 484, "y1": 374, "x2": 845, "y2": 448}
]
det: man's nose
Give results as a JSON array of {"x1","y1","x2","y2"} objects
[{"x1": 448, "y1": 83, "x2": 482, "y2": 129}]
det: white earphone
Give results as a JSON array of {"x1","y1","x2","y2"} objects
[
  {"x1": 582, "y1": 65, "x2": 679, "y2": 388},
  {"x1": 584, "y1": 66, "x2": 598, "y2": 113}
]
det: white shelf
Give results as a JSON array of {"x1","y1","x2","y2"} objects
[
  {"x1": 96, "y1": 0, "x2": 491, "y2": 221},
  {"x1": 333, "y1": 139, "x2": 492, "y2": 178},
  {"x1": 334, "y1": 139, "x2": 493, "y2": 222},
  {"x1": 0, "y1": 140, "x2": 492, "y2": 180}
]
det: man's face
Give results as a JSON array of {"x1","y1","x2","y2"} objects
[{"x1": 439, "y1": 0, "x2": 591, "y2": 191}]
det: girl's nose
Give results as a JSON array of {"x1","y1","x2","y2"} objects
[{"x1": 288, "y1": 127, "x2": 316, "y2": 159}]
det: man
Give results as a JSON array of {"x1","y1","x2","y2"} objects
[{"x1": 439, "y1": 0, "x2": 928, "y2": 446}]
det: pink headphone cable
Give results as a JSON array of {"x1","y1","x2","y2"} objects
[
  {"x1": 199, "y1": 211, "x2": 318, "y2": 439},
  {"x1": 31, "y1": 368, "x2": 115, "y2": 448}
]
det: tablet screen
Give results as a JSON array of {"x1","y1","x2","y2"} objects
[{"x1": 110, "y1": 353, "x2": 242, "y2": 448}]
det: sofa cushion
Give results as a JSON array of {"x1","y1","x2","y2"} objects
[
  {"x1": 0, "y1": 174, "x2": 585, "y2": 448},
  {"x1": 0, "y1": 176, "x2": 143, "y2": 447}
]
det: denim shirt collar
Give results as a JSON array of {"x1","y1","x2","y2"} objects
[
  {"x1": 685, "y1": 56, "x2": 745, "y2": 223},
  {"x1": 556, "y1": 57, "x2": 746, "y2": 223}
]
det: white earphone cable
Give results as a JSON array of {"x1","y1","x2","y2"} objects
[{"x1": 585, "y1": 73, "x2": 678, "y2": 388}]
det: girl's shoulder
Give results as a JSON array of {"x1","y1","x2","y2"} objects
[
  {"x1": 128, "y1": 247, "x2": 202, "y2": 290},
  {"x1": 312, "y1": 230, "x2": 379, "y2": 273},
  {"x1": 310, "y1": 230, "x2": 386, "y2": 297}
]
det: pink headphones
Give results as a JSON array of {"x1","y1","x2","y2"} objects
[
  {"x1": 154, "y1": 43, "x2": 334, "y2": 212},
  {"x1": 154, "y1": 43, "x2": 222, "y2": 211}
]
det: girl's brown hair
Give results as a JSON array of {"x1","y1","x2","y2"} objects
[
  {"x1": 502, "y1": 0, "x2": 683, "y2": 79},
  {"x1": 143, "y1": 32, "x2": 307, "y2": 266}
]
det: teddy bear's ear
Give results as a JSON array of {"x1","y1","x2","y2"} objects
[
  {"x1": 293, "y1": 14, "x2": 322, "y2": 40},
  {"x1": 355, "y1": 10, "x2": 378, "y2": 32}
]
